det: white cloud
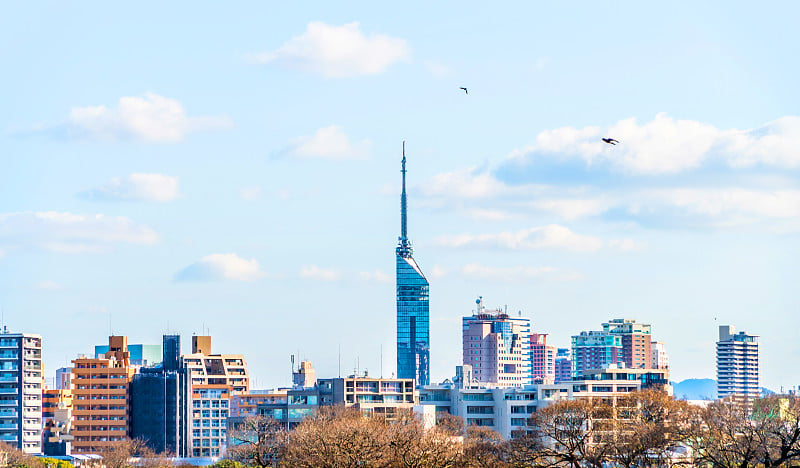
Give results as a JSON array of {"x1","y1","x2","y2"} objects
[
  {"x1": 437, "y1": 225, "x2": 603, "y2": 252},
  {"x1": 287, "y1": 125, "x2": 370, "y2": 160},
  {"x1": 429, "y1": 265, "x2": 447, "y2": 279},
  {"x1": 608, "y1": 238, "x2": 646, "y2": 252},
  {"x1": 80, "y1": 173, "x2": 180, "y2": 202},
  {"x1": 35, "y1": 280, "x2": 63, "y2": 291},
  {"x1": 508, "y1": 114, "x2": 800, "y2": 174},
  {"x1": 359, "y1": 269, "x2": 391, "y2": 283},
  {"x1": 239, "y1": 187, "x2": 262, "y2": 201},
  {"x1": 66, "y1": 92, "x2": 231, "y2": 142},
  {"x1": 247, "y1": 21, "x2": 410, "y2": 78},
  {"x1": 300, "y1": 265, "x2": 341, "y2": 281},
  {"x1": 461, "y1": 263, "x2": 581, "y2": 282},
  {"x1": 421, "y1": 167, "x2": 541, "y2": 200},
  {"x1": 174, "y1": 253, "x2": 262, "y2": 282},
  {"x1": 0, "y1": 211, "x2": 158, "y2": 253}
]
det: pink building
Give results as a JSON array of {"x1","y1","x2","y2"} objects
[
  {"x1": 462, "y1": 297, "x2": 532, "y2": 386},
  {"x1": 530, "y1": 333, "x2": 556, "y2": 384}
]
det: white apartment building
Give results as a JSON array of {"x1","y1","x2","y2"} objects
[
  {"x1": 717, "y1": 325, "x2": 759, "y2": 403},
  {"x1": 0, "y1": 330, "x2": 43, "y2": 454}
]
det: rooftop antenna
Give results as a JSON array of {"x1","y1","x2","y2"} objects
[{"x1": 291, "y1": 355, "x2": 295, "y2": 377}]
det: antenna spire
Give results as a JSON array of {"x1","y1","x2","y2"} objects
[{"x1": 397, "y1": 141, "x2": 412, "y2": 257}]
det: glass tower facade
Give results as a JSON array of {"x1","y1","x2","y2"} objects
[{"x1": 396, "y1": 144, "x2": 430, "y2": 386}]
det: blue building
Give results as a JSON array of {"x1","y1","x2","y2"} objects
[{"x1": 396, "y1": 143, "x2": 430, "y2": 386}]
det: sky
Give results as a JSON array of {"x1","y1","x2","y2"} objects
[{"x1": 1, "y1": 1, "x2": 799, "y2": 392}]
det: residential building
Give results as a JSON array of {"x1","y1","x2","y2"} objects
[
  {"x1": 651, "y1": 341, "x2": 669, "y2": 370},
  {"x1": 571, "y1": 331, "x2": 623, "y2": 378},
  {"x1": 42, "y1": 390, "x2": 73, "y2": 456},
  {"x1": 180, "y1": 335, "x2": 248, "y2": 458},
  {"x1": 531, "y1": 333, "x2": 556, "y2": 384},
  {"x1": 554, "y1": 348, "x2": 571, "y2": 383},
  {"x1": 717, "y1": 325, "x2": 759, "y2": 404},
  {"x1": 602, "y1": 319, "x2": 652, "y2": 369},
  {"x1": 43, "y1": 388, "x2": 72, "y2": 423},
  {"x1": 71, "y1": 335, "x2": 136, "y2": 454},
  {"x1": 230, "y1": 389, "x2": 289, "y2": 418},
  {"x1": 396, "y1": 144, "x2": 430, "y2": 387},
  {"x1": 462, "y1": 297, "x2": 532, "y2": 386},
  {"x1": 130, "y1": 335, "x2": 183, "y2": 455},
  {"x1": 0, "y1": 330, "x2": 43, "y2": 454},
  {"x1": 94, "y1": 343, "x2": 161, "y2": 367}
]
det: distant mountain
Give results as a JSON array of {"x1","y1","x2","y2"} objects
[{"x1": 672, "y1": 378, "x2": 717, "y2": 400}]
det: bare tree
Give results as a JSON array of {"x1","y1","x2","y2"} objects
[
  {"x1": 0, "y1": 441, "x2": 44, "y2": 468},
  {"x1": 283, "y1": 406, "x2": 392, "y2": 468},
  {"x1": 529, "y1": 399, "x2": 614, "y2": 468},
  {"x1": 226, "y1": 415, "x2": 287, "y2": 467},
  {"x1": 386, "y1": 410, "x2": 463, "y2": 468},
  {"x1": 102, "y1": 439, "x2": 146, "y2": 468},
  {"x1": 461, "y1": 426, "x2": 509, "y2": 468}
]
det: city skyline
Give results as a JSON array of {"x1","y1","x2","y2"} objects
[{"x1": 1, "y1": 2, "x2": 800, "y2": 392}]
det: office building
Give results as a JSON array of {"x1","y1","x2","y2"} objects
[
  {"x1": 717, "y1": 325, "x2": 759, "y2": 404},
  {"x1": 0, "y1": 330, "x2": 43, "y2": 454},
  {"x1": 571, "y1": 331, "x2": 623, "y2": 378},
  {"x1": 462, "y1": 297, "x2": 532, "y2": 386},
  {"x1": 419, "y1": 366, "x2": 671, "y2": 440},
  {"x1": 130, "y1": 335, "x2": 183, "y2": 455},
  {"x1": 602, "y1": 319, "x2": 652, "y2": 369},
  {"x1": 531, "y1": 333, "x2": 556, "y2": 384},
  {"x1": 94, "y1": 343, "x2": 161, "y2": 367},
  {"x1": 396, "y1": 144, "x2": 430, "y2": 386},
  {"x1": 554, "y1": 348, "x2": 571, "y2": 383},
  {"x1": 180, "y1": 335, "x2": 248, "y2": 458},
  {"x1": 71, "y1": 336, "x2": 136, "y2": 454}
]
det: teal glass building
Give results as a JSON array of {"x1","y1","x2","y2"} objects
[{"x1": 396, "y1": 144, "x2": 430, "y2": 386}]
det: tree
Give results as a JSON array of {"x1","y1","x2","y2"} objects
[
  {"x1": 283, "y1": 406, "x2": 392, "y2": 468},
  {"x1": 385, "y1": 410, "x2": 463, "y2": 468},
  {"x1": 686, "y1": 399, "x2": 764, "y2": 468},
  {"x1": 529, "y1": 399, "x2": 613, "y2": 468},
  {"x1": 226, "y1": 415, "x2": 287, "y2": 467},
  {"x1": 0, "y1": 442, "x2": 45, "y2": 468},
  {"x1": 461, "y1": 426, "x2": 509, "y2": 468}
]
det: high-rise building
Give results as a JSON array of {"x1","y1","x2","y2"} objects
[
  {"x1": 462, "y1": 297, "x2": 532, "y2": 386},
  {"x1": 55, "y1": 367, "x2": 72, "y2": 390},
  {"x1": 717, "y1": 325, "x2": 759, "y2": 404},
  {"x1": 602, "y1": 319, "x2": 652, "y2": 369},
  {"x1": 0, "y1": 331, "x2": 43, "y2": 454},
  {"x1": 530, "y1": 333, "x2": 556, "y2": 384},
  {"x1": 130, "y1": 335, "x2": 183, "y2": 455},
  {"x1": 651, "y1": 341, "x2": 669, "y2": 370},
  {"x1": 180, "y1": 336, "x2": 248, "y2": 458},
  {"x1": 71, "y1": 336, "x2": 136, "y2": 454},
  {"x1": 554, "y1": 348, "x2": 572, "y2": 383},
  {"x1": 571, "y1": 331, "x2": 623, "y2": 378},
  {"x1": 396, "y1": 143, "x2": 430, "y2": 387}
]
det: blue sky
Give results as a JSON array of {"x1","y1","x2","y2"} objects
[{"x1": 2, "y1": 2, "x2": 799, "y2": 391}]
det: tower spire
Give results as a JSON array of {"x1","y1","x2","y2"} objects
[{"x1": 397, "y1": 141, "x2": 412, "y2": 257}]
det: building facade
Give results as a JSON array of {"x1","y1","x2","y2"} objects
[
  {"x1": 571, "y1": 331, "x2": 623, "y2": 378},
  {"x1": 0, "y1": 331, "x2": 43, "y2": 454},
  {"x1": 717, "y1": 325, "x2": 759, "y2": 404},
  {"x1": 180, "y1": 336, "x2": 248, "y2": 458},
  {"x1": 651, "y1": 341, "x2": 669, "y2": 370},
  {"x1": 602, "y1": 319, "x2": 652, "y2": 369},
  {"x1": 130, "y1": 335, "x2": 183, "y2": 455},
  {"x1": 554, "y1": 348, "x2": 572, "y2": 383},
  {"x1": 462, "y1": 298, "x2": 532, "y2": 386},
  {"x1": 531, "y1": 333, "x2": 556, "y2": 384},
  {"x1": 71, "y1": 336, "x2": 136, "y2": 454},
  {"x1": 396, "y1": 145, "x2": 430, "y2": 386}
]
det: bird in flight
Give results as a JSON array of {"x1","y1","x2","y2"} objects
[
  {"x1": 459, "y1": 87, "x2": 468, "y2": 95},
  {"x1": 602, "y1": 138, "x2": 619, "y2": 145}
]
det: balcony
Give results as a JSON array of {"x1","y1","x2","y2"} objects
[{"x1": 0, "y1": 423, "x2": 18, "y2": 430}]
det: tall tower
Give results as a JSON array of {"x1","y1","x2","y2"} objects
[{"x1": 396, "y1": 142, "x2": 430, "y2": 386}]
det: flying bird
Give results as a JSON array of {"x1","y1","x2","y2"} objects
[
  {"x1": 602, "y1": 138, "x2": 619, "y2": 145},
  {"x1": 459, "y1": 87, "x2": 468, "y2": 95}
]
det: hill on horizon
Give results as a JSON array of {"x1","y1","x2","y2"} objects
[{"x1": 672, "y1": 378, "x2": 717, "y2": 400}]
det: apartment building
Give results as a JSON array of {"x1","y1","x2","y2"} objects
[
  {"x1": 180, "y1": 335, "x2": 248, "y2": 458},
  {"x1": 0, "y1": 331, "x2": 43, "y2": 454},
  {"x1": 70, "y1": 335, "x2": 135, "y2": 454},
  {"x1": 602, "y1": 319, "x2": 653, "y2": 369},
  {"x1": 531, "y1": 333, "x2": 556, "y2": 384},
  {"x1": 717, "y1": 325, "x2": 759, "y2": 405}
]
